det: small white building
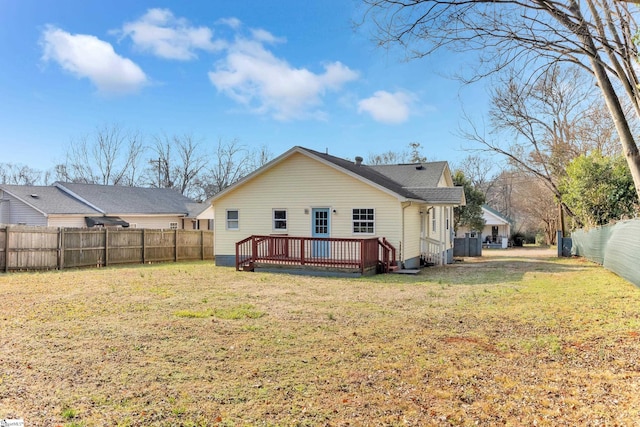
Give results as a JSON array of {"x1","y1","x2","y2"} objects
[{"x1": 456, "y1": 205, "x2": 512, "y2": 248}]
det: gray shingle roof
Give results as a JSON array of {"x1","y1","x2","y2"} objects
[
  {"x1": 299, "y1": 147, "x2": 417, "y2": 198},
  {"x1": 56, "y1": 182, "x2": 194, "y2": 215},
  {"x1": 369, "y1": 162, "x2": 448, "y2": 188},
  {"x1": 0, "y1": 185, "x2": 101, "y2": 215},
  {"x1": 299, "y1": 147, "x2": 464, "y2": 205},
  {"x1": 407, "y1": 187, "x2": 466, "y2": 204}
]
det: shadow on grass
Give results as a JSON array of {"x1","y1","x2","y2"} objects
[{"x1": 368, "y1": 252, "x2": 601, "y2": 286}]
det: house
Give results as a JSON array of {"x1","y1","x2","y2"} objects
[
  {"x1": 186, "y1": 197, "x2": 215, "y2": 230},
  {"x1": 211, "y1": 146, "x2": 465, "y2": 271},
  {"x1": 456, "y1": 205, "x2": 512, "y2": 248},
  {"x1": 0, "y1": 182, "x2": 213, "y2": 230}
]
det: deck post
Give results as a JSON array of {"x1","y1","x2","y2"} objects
[
  {"x1": 360, "y1": 239, "x2": 365, "y2": 275},
  {"x1": 300, "y1": 238, "x2": 305, "y2": 265},
  {"x1": 252, "y1": 237, "x2": 258, "y2": 265},
  {"x1": 235, "y1": 240, "x2": 240, "y2": 271}
]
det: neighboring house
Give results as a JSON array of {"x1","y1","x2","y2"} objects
[
  {"x1": 211, "y1": 146, "x2": 465, "y2": 269},
  {"x1": 186, "y1": 198, "x2": 215, "y2": 230},
  {"x1": 456, "y1": 205, "x2": 512, "y2": 248},
  {"x1": 0, "y1": 182, "x2": 212, "y2": 230}
]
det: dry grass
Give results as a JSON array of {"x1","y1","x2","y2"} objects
[{"x1": 2, "y1": 250, "x2": 640, "y2": 426}]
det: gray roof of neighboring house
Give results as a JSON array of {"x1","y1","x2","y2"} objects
[
  {"x1": 55, "y1": 182, "x2": 193, "y2": 215},
  {"x1": 299, "y1": 147, "x2": 465, "y2": 205},
  {"x1": 0, "y1": 185, "x2": 101, "y2": 215}
]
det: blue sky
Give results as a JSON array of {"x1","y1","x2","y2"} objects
[{"x1": 0, "y1": 0, "x2": 489, "y2": 171}]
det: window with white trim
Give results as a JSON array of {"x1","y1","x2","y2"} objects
[
  {"x1": 273, "y1": 209, "x2": 287, "y2": 231},
  {"x1": 226, "y1": 209, "x2": 239, "y2": 230},
  {"x1": 169, "y1": 222, "x2": 178, "y2": 230},
  {"x1": 352, "y1": 208, "x2": 375, "y2": 234}
]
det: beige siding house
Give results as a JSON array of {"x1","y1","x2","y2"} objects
[
  {"x1": 0, "y1": 182, "x2": 211, "y2": 229},
  {"x1": 212, "y1": 146, "x2": 465, "y2": 269}
]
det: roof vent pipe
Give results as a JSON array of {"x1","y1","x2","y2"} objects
[{"x1": 355, "y1": 156, "x2": 363, "y2": 166}]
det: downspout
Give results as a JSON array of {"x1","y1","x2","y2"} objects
[{"x1": 401, "y1": 201, "x2": 412, "y2": 268}]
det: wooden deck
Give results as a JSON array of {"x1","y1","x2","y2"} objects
[{"x1": 236, "y1": 235, "x2": 397, "y2": 275}]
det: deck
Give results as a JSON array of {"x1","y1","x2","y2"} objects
[{"x1": 236, "y1": 235, "x2": 397, "y2": 275}]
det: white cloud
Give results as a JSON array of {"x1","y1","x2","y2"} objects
[
  {"x1": 119, "y1": 8, "x2": 225, "y2": 60},
  {"x1": 208, "y1": 30, "x2": 359, "y2": 121},
  {"x1": 358, "y1": 90, "x2": 415, "y2": 124},
  {"x1": 217, "y1": 17, "x2": 242, "y2": 30},
  {"x1": 41, "y1": 26, "x2": 148, "y2": 95}
]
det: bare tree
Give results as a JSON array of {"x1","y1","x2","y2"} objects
[
  {"x1": 362, "y1": 0, "x2": 640, "y2": 202},
  {"x1": 146, "y1": 133, "x2": 208, "y2": 199},
  {"x1": 58, "y1": 124, "x2": 145, "y2": 185},
  {"x1": 366, "y1": 150, "x2": 408, "y2": 165},
  {"x1": 460, "y1": 65, "x2": 625, "y2": 225},
  {"x1": 454, "y1": 154, "x2": 498, "y2": 195},
  {"x1": 513, "y1": 179, "x2": 559, "y2": 245},
  {"x1": 486, "y1": 169, "x2": 518, "y2": 223},
  {"x1": 197, "y1": 138, "x2": 260, "y2": 198},
  {"x1": 0, "y1": 163, "x2": 45, "y2": 185},
  {"x1": 366, "y1": 142, "x2": 428, "y2": 165},
  {"x1": 247, "y1": 144, "x2": 274, "y2": 172}
]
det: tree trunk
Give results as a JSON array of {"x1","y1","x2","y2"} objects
[{"x1": 578, "y1": 22, "x2": 640, "y2": 203}]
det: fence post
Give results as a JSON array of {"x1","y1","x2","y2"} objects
[
  {"x1": 201, "y1": 230, "x2": 205, "y2": 260},
  {"x1": 104, "y1": 228, "x2": 109, "y2": 267},
  {"x1": 142, "y1": 229, "x2": 146, "y2": 264},
  {"x1": 58, "y1": 227, "x2": 65, "y2": 270},
  {"x1": 175, "y1": 229, "x2": 179, "y2": 262},
  {"x1": 4, "y1": 225, "x2": 9, "y2": 273}
]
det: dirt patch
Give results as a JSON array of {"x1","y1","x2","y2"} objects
[{"x1": 481, "y1": 245, "x2": 557, "y2": 258}]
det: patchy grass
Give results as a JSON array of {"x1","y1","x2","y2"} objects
[{"x1": 1, "y1": 255, "x2": 640, "y2": 426}]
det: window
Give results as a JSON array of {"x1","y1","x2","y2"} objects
[
  {"x1": 273, "y1": 209, "x2": 287, "y2": 231},
  {"x1": 169, "y1": 222, "x2": 178, "y2": 230},
  {"x1": 226, "y1": 209, "x2": 239, "y2": 230},
  {"x1": 445, "y1": 207, "x2": 449, "y2": 230},
  {"x1": 432, "y1": 209, "x2": 437, "y2": 233},
  {"x1": 352, "y1": 208, "x2": 375, "y2": 234}
]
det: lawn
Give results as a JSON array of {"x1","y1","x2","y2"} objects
[{"x1": 1, "y1": 251, "x2": 640, "y2": 426}]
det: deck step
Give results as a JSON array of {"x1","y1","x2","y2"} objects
[{"x1": 392, "y1": 269, "x2": 420, "y2": 275}]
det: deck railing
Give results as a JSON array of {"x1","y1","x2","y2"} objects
[{"x1": 236, "y1": 235, "x2": 397, "y2": 274}]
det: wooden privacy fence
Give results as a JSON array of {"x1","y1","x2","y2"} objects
[{"x1": 0, "y1": 225, "x2": 214, "y2": 272}]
